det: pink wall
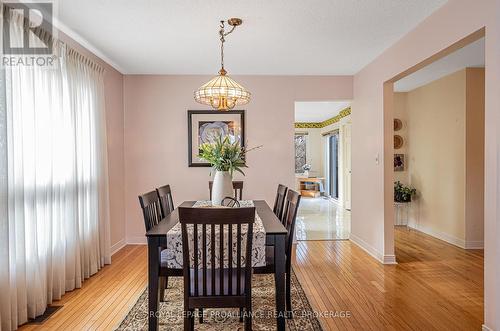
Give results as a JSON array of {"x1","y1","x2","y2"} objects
[
  {"x1": 351, "y1": 0, "x2": 499, "y2": 328},
  {"x1": 123, "y1": 75, "x2": 352, "y2": 243},
  {"x1": 58, "y1": 32, "x2": 126, "y2": 252}
]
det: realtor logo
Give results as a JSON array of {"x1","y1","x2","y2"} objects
[{"x1": 2, "y1": 1, "x2": 54, "y2": 55}]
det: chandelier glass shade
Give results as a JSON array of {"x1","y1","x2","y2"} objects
[
  {"x1": 194, "y1": 18, "x2": 251, "y2": 111},
  {"x1": 194, "y1": 69, "x2": 251, "y2": 111}
]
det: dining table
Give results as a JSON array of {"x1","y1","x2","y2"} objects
[{"x1": 145, "y1": 199, "x2": 288, "y2": 331}]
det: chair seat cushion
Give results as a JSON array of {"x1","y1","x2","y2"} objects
[
  {"x1": 160, "y1": 248, "x2": 172, "y2": 267},
  {"x1": 189, "y1": 269, "x2": 247, "y2": 296}
]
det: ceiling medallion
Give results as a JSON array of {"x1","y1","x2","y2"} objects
[{"x1": 194, "y1": 18, "x2": 251, "y2": 111}]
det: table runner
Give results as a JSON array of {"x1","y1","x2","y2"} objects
[{"x1": 161, "y1": 200, "x2": 266, "y2": 268}]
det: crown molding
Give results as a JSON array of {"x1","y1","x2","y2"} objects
[
  {"x1": 51, "y1": 16, "x2": 125, "y2": 74},
  {"x1": 295, "y1": 107, "x2": 351, "y2": 129}
]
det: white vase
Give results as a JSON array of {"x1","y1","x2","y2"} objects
[{"x1": 212, "y1": 171, "x2": 234, "y2": 206}]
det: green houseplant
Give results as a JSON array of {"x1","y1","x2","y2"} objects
[
  {"x1": 394, "y1": 181, "x2": 416, "y2": 203},
  {"x1": 198, "y1": 135, "x2": 261, "y2": 205}
]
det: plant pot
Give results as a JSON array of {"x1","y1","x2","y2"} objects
[{"x1": 212, "y1": 171, "x2": 234, "y2": 206}]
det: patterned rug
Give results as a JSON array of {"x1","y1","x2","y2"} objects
[{"x1": 117, "y1": 270, "x2": 323, "y2": 330}]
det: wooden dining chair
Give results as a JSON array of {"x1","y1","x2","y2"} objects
[
  {"x1": 156, "y1": 184, "x2": 174, "y2": 218},
  {"x1": 209, "y1": 180, "x2": 244, "y2": 200},
  {"x1": 254, "y1": 189, "x2": 301, "y2": 316},
  {"x1": 139, "y1": 190, "x2": 182, "y2": 302},
  {"x1": 273, "y1": 184, "x2": 288, "y2": 220},
  {"x1": 139, "y1": 190, "x2": 163, "y2": 232},
  {"x1": 178, "y1": 206, "x2": 255, "y2": 331}
]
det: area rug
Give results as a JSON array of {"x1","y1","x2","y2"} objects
[{"x1": 116, "y1": 270, "x2": 323, "y2": 330}]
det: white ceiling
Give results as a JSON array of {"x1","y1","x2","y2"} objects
[
  {"x1": 55, "y1": 0, "x2": 447, "y2": 74},
  {"x1": 394, "y1": 38, "x2": 485, "y2": 92},
  {"x1": 295, "y1": 101, "x2": 350, "y2": 122}
]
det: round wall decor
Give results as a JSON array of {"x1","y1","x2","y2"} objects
[
  {"x1": 394, "y1": 118, "x2": 403, "y2": 131},
  {"x1": 394, "y1": 135, "x2": 404, "y2": 149}
]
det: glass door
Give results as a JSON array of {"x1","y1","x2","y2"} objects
[{"x1": 329, "y1": 133, "x2": 339, "y2": 199}]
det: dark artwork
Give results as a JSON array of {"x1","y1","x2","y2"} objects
[{"x1": 394, "y1": 154, "x2": 405, "y2": 171}]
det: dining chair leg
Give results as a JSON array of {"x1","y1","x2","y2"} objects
[
  {"x1": 159, "y1": 276, "x2": 166, "y2": 302},
  {"x1": 244, "y1": 306, "x2": 252, "y2": 331},
  {"x1": 285, "y1": 272, "x2": 292, "y2": 318},
  {"x1": 184, "y1": 309, "x2": 194, "y2": 331},
  {"x1": 239, "y1": 307, "x2": 244, "y2": 322},
  {"x1": 199, "y1": 308, "x2": 204, "y2": 323}
]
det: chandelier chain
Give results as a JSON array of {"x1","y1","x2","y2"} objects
[
  {"x1": 219, "y1": 20, "x2": 236, "y2": 72},
  {"x1": 194, "y1": 18, "x2": 250, "y2": 111}
]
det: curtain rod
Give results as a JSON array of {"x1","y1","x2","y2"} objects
[{"x1": 2, "y1": 4, "x2": 105, "y2": 74}]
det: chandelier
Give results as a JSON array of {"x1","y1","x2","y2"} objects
[{"x1": 194, "y1": 18, "x2": 251, "y2": 111}]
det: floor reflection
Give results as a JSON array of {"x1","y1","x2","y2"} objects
[{"x1": 295, "y1": 197, "x2": 351, "y2": 241}]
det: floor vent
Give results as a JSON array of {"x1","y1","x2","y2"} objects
[{"x1": 27, "y1": 305, "x2": 63, "y2": 324}]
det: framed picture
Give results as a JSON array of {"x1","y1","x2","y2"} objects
[
  {"x1": 394, "y1": 154, "x2": 405, "y2": 172},
  {"x1": 188, "y1": 110, "x2": 245, "y2": 167}
]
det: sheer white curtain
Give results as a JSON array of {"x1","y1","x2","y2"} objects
[{"x1": 0, "y1": 7, "x2": 110, "y2": 330}]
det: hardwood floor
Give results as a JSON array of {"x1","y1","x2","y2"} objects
[
  {"x1": 293, "y1": 227, "x2": 484, "y2": 330},
  {"x1": 19, "y1": 245, "x2": 148, "y2": 331},
  {"x1": 19, "y1": 227, "x2": 483, "y2": 330}
]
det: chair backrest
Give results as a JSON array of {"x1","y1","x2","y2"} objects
[
  {"x1": 178, "y1": 206, "x2": 255, "y2": 299},
  {"x1": 138, "y1": 190, "x2": 163, "y2": 232},
  {"x1": 281, "y1": 190, "x2": 301, "y2": 267},
  {"x1": 156, "y1": 184, "x2": 174, "y2": 218},
  {"x1": 273, "y1": 184, "x2": 288, "y2": 219},
  {"x1": 208, "y1": 181, "x2": 244, "y2": 200}
]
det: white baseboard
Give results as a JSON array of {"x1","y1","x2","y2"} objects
[
  {"x1": 482, "y1": 324, "x2": 493, "y2": 331},
  {"x1": 109, "y1": 237, "x2": 146, "y2": 259},
  {"x1": 408, "y1": 222, "x2": 464, "y2": 248},
  {"x1": 408, "y1": 223, "x2": 483, "y2": 249},
  {"x1": 383, "y1": 254, "x2": 397, "y2": 264},
  {"x1": 465, "y1": 240, "x2": 484, "y2": 249},
  {"x1": 126, "y1": 236, "x2": 147, "y2": 245},
  {"x1": 110, "y1": 239, "x2": 126, "y2": 256},
  {"x1": 349, "y1": 233, "x2": 392, "y2": 264}
]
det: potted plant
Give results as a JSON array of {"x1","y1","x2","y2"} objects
[
  {"x1": 198, "y1": 134, "x2": 261, "y2": 205},
  {"x1": 302, "y1": 164, "x2": 312, "y2": 177},
  {"x1": 394, "y1": 181, "x2": 416, "y2": 203}
]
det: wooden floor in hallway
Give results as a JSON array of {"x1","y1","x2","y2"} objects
[
  {"x1": 19, "y1": 227, "x2": 483, "y2": 331},
  {"x1": 293, "y1": 227, "x2": 484, "y2": 330}
]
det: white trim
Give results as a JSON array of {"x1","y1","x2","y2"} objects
[
  {"x1": 408, "y1": 222, "x2": 465, "y2": 248},
  {"x1": 111, "y1": 238, "x2": 126, "y2": 256},
  {"x1": 407, "y1": 223, "x2": 484, "y2": 249},
  {"x1": 482, "y1": 325, "x2": 494, "y2": 331},
  {"x1": 465, "y1": 240, "x2": 484, "y2": 249},
  {"x1": 51, "y1": 17, "x2": 125, "y2": 73},
  {"x1": 349, "y1": 233, "x2": 384, "y2": 264},
  {"x1": 383, "y1": 254, "x2": 397, "y2": 264},
  {"x1": 126, "y1": 236, "x2": 147, "y2": 245}
]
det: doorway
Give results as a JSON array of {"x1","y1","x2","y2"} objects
[
  {"x1": 384, "y1": 31, "x2": 485, "y2": 328},
  {"x1": 293, "y1": 101, "x2": 352, "y2": 241}
]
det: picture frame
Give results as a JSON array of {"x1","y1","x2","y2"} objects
[
  {"x1": 394, "y1": 154, "x2": 405, "y2": 172},
  {"x1": 187, "y1": 110, "x2": 245, "y2": 167}
]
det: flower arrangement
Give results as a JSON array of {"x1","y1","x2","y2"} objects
[
  {"x1": 198, "y1": 134, "x2": 262, "y2": 176},
  {"x1": 394, "y1": 181, "x2": 416, "y2": 203}
]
